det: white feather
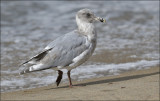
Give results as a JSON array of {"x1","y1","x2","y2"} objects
[
  {"x1": 29, "y1": 64, "x2": 44, "y2": 71},
  {"x1": 76, "y1": 15, "x2": 96, "y2": 41}
]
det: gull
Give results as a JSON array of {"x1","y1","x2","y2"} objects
[{"x1": 19, "y1": 8, "x2": 106, "y2": 87}]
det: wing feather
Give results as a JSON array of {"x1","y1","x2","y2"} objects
[
  {"x1": 41, "y1": 31, "x2": 89, "y2": 67},
  {"x1": 19, "y1": 48, "x2": 52, "y2": 66},
  {"x1": 20, "y1": 30, "x2": 89, "y2": 73}
]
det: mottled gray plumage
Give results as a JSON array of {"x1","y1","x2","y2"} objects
[{"x1": 19, "y1": 8, "x2": 105, "y2": 87}]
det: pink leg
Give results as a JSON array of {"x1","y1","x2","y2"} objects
[{"x1": 67, "y1": 70, "x2": 73, "y2": 87}]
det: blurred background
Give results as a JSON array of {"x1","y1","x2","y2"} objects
[{"x1": 1, "y1": 1, "x2": 159, "y2": 92}]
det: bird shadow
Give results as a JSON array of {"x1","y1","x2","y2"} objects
[{"x1": 45, "y1": 71, "x2": 159, "y2": 90}]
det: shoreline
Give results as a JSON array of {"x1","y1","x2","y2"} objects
[{"x1": 1, "y1": 67, "x2": 159, "y2": 100}]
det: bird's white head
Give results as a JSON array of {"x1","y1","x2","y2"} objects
[{"x1": 76, "y1": 9, "x2": 106, "y2": 33}]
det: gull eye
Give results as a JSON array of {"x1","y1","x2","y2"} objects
[{"x1": 86, "y1": 13, "x2": 91, "y2": 17}]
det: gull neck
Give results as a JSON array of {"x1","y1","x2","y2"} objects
[{"x1": 76, "y1": 16, "x2": 96, "y2": 41}]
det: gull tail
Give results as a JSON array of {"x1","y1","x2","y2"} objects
[
  {"x1": 19, "y1": 68, "x2": 30, "y2": 75},
  {"x1": 19, "y1": 48, "x2": 53, "y2": 75},
  {"x1": 19, "y1": 65, "x2": 37, "y2": 75},
  {"x1": 19, "y1": 64, "x2": 51, "y2": 75}
]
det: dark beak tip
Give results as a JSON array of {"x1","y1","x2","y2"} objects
[
  {"x1": 100, "y1": 20, "x2": 103, "y2": 22},
  {"x1": 99, "y1": 18, "x2": 106, "y2": 23}
]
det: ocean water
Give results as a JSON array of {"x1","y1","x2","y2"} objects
[{"x1": 1, "y1": 1, "x2": 159, "y2": 92}]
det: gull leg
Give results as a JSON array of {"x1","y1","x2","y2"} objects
[
  {"x1": 56, "y1": 70, "x2": 63, "y2": 87},
  {"x1": 67, "y1": 70, "x2": 73, "y2": 87}
]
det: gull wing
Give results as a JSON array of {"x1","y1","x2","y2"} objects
[
  {"x1": 19, "y1": 48, "x2": 52, "y2": 67},
  {"x1": 42, "y1": 30, "x2": 90, "y2": 67},
  {"x1": 20, "y1": 30, "x2": 90, "y2": 74}
]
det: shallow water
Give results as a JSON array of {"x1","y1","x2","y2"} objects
[{"x1": 1, "y1": 1, "x2": 159, "y2": 92}]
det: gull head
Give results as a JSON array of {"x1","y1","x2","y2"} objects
[{"x1": 76, "y1": 8, "x2": 106, "y2": 24}]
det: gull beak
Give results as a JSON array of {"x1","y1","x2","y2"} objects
[{"x1": 95, "y1": 17, "x2": 106, "y2": 23}]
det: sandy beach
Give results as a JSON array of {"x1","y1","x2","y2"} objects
[
  {"x1": 1, "y1": 67, "x2": 159, "y2": 100},
  {"x1": 1, "y1": 1, "x2": 159, "y2": 100}
]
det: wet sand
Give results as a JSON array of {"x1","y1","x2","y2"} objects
[
  {"x1": 1, "y1": 67, "x2": 159, "y2": 100},
  {"x1": 1, "y1": 1, "x2": 159, "y2": 95}
]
